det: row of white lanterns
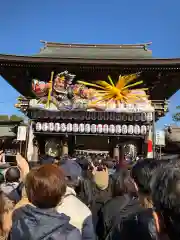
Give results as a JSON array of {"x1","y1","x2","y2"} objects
[{"x1": 35, "y1": 122, "x2": 148, "y2": 135}]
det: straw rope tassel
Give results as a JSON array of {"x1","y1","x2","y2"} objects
[{"x1": 46, "y1": 71, "x2": 54, "y2": 108}]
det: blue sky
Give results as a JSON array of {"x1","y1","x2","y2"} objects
[{"x1": 0, "y1": 0, "x2": 180, "y2": 129}]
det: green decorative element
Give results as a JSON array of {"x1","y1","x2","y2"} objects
[
  {"x1": 172, "y1": 105, "x2": 180, "y2": 122},
  {"x1": 164, "y1": 99, "x2": 169, "y2": 113},
  {"x1": 143, "y1": 45, "x2": 148, "y2": 51}
]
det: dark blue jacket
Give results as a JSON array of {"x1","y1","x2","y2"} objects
[{"x1": 10, "y1": 204, "x2": 82, "y2": 240}]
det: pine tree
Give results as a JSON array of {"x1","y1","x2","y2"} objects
[
  {"x1": 172, "y1": 106, "x2": 180, "y2": 121},
  {"x1": 10, "y1": 115, "x2": 23, "y2": 121}
]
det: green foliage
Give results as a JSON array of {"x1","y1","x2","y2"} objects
[
  {"x1": 0, "y1": 115, "x2": 9, "y2": 121},
  {"x1": 0, "y1": 115, "x2": 23, "y2": 121},
  {"x1": 172, "y1": 105, "x2": 180, "y2": 122},
  {"x1": 10, "y1": 115, "x2": 23, "y2": 121}
]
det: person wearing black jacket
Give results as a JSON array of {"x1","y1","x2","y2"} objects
[
  {"x1": 97, "y1": 160, "x2": 160, "y2": 240},
  {"x1": 96, "y1": 169, "x2": 142, "y2": 240},
  {"x1": 78, "y1": 161, "x2": 114, "y2": 228},
  {"x1": 109, "y1": 207, "x2": 157, "y2": 240},
  {"x1": 151, "y1": 163, "x2": 180, "y2": 240}
]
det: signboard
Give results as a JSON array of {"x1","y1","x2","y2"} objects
[
  {"x1": 156, "y1": 130, "x2": 165, "y2": 146},
  {"x1": 17, "y1": 126, "x2": 27, "y2": 141},
  {"x1": 29, "y1": 110, "x2": 154, "y2": 122}
]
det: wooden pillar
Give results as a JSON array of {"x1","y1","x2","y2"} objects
[
  {"x1": 62, "y1": 137, "x2": 68, "y2": 156},
  {"x1": 68, "y1": 136, "x2": 75, "y2": 156},
  {"x1": 113, "y1": 145, "x2": 119, "y2": 160},
  {"x1": 118, "y1": 143, "x2": 127, "y2": 168},
  {"x1": 31, "y1": 145, "x2": 39, "y2": 163}
]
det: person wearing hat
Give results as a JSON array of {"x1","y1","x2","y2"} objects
[
  {"x1": 39, "y1": 155, "x2": 56, "y2": 165},
  {"x1": 57, "y1": 160, "x2": 95, "y2": 240},
  {"x1": 78, "y1": 160, "x2": 114, "y2": 229}
]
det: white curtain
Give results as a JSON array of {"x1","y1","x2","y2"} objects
[{"x1": 27, "y1": 123, "x2": 34, "y2": 162}]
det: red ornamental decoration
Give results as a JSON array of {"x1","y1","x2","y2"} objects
[{"x1": 147, "y1": 139, "x2": 153, "y2": 153}]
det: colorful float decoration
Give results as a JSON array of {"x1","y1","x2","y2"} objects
[{"x1": 16, "y1": 71, "x2": 154, "y2": 113}]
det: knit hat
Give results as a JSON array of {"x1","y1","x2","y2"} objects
[
  {"x1": 40, "y1": 155, "x2": 55, "y2": 165},
  {"x1": 93, "y1": 167, "x2": 109, "y2": 190},
  {"x1": 60, "y1": 160, "x2": 82, "y2": 181}
]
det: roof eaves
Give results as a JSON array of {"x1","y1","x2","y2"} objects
[{"x1": 1, "y1": 54, "x2": 180, "y2": 66}]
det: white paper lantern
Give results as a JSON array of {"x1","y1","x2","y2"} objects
[
  {"x1": 42, "y1": 122, "x2": 48, "y2": 132},
  {"x1": 72, "y1": 123, "x2": 78, "y2": 133},
  {"x1": 109, "y1": 124, "x2": 115, "y2": 134},
  {"x1": 61, "y1": 123, "x2": 66, "y2": 132},
  {"x1": 128, "y1": 125, "x2": 134, "y2": 134},
  {"x1": 48, "y1": 122, "x2": 54, "y2": 132},
  {"x1": 91, "y1": 124, "x2": 97, "y2": 133},
  {"x1": 85, "y1": 124, "x2": 90, "y2": 133},
  {"x1": 35, "y1": 122, "x2": 42, "y2": 131},
  {"x1": 54, "y1": 123, "x2": 61, "y2": 132},
  {"x1": 115, "y1": 125, "x2": 121, "y2": 134},
  {"x1": 134, "y1": 125, "x2": 140, "y2": 135},
  {"x1": 67, "y1": 123, "x2": 73, "y2": 132},
  {"x1": 122, "y1": 125, "x2": 128, "y2": 134},
  {"x1": 141, "y1": 125, "x2": 147, "y2": 135},
  {"x1": 146, "y1": 112, "x2": 153, "y2": 122},
  {"x1": 103, "y1": 124, "x2": 109, "y2": 134},
  {"x1": 97, "y1": 124, "x2": 103, "y2": 133},
  {"x1": 79, "y1": 123, "x2": 85, "y2": 133},
  {"x1": 141, "y1": 113, "x2": 146, "y2": 121}
]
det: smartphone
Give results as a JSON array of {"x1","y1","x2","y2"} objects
[{"x1": 4, "y1": 149, "x2": 17, "y2": 166}]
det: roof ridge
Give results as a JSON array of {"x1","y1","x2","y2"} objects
[{"x1": 40, "y1": 40, "x2": 152, "y2": 50}]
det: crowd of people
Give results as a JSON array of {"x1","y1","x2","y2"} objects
[{"x1": 0, "y1": 150, "x2": 179, "y2": 240}]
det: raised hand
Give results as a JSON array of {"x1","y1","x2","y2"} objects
[
  {"x1": 16, "y1": 153, "x2": 29, "y2": 180},
  {"x1": 0, "y1": 150, "x2": 5, "y2": 163}
]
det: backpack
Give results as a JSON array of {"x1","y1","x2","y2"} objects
[
  {"x1": 8, "y1": 182, "x2": 24, "y2": 203},
  {"x1": 104, "y1": 196, "x2": 143, "y2": 240},
  {"x1": 82, "y1": 175, "x2": 114, "y2": 208},
  {"x1": 83, "y1": 176, "x2": 114, "y2": 228},
  {"x1": 92, "y1": 175, "x2": 113, "y2": 203}
]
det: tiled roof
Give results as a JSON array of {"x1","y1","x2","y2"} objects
[
  {"x1": 0, "y1": 126, "x2": 16, "y2": 138},
  {"x1": 34, "y1": 41, "x2": 152, "y2": 59}
]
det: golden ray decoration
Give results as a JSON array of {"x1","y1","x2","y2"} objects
[
  {"x1": 78, "y1": 73, "x2": 148, "y2": 104},
  {"x1": 46, "y1": 71, "x2": 54, "y2": 108}
]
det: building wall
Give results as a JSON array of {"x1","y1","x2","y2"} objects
[
  {"x1": 165, "y1": 126, "x2": 180, "y2": 152},
  {"x1": 76, "y1": 136, "x2": 109, "y2": 150}
]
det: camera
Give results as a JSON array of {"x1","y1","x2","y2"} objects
[
  {"x1": 4, "y1": 149, "x2": 17, "y2": 166},
  {"x1": 96, "y1": 165, "x2": 106, "y2": 171}
]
